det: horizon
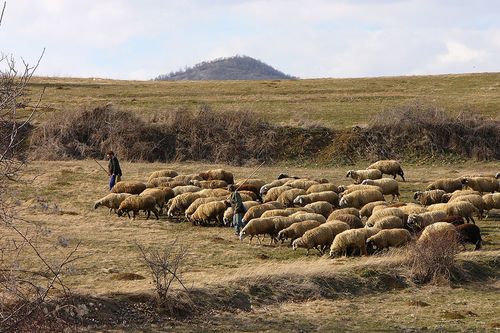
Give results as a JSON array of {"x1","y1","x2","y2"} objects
[{"x1": 2, "y1": 1, "x2": 499, "y2": 80}]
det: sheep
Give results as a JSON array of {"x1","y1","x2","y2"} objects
[
  {"x1": 455, "y1": 224, "x2": 482, "y2": 250},
  {"x1": 346, "y1": 169, "x2": 382, "y2": 184},
  {"x1": 442, "y1": 189, "x2": 481, "y2": 202},
  {"x1": 239, "y1": 217, "x2": 276, "y2": 242},
  {"x1": 361, "y1": 178, "x2": 400, "y2": 201},
  {"x1": 371, "y1": 216, "x2": 404, "y2": 230},
  {"x1": 277, "y1": 173, "x2": 300, "y2": 180},
  {"x1": 366, "y1": 207, "x2": 406, "y2": 227},
  {"x1": 261, "y1": 207, "x2": 313, "y2": 218},
  {"x1": 366, "y1": 229, "x2": 412, "y2": 254},
  {"x1": 277, "y1": 188, "x2": 307, "y2": 207},
  {"x1": 449, "y1": 194, "x2": 485, "y2": 218},
  {"x1": 199, "y1": 169, "x2": 234, "y2": 184},
  {"x1": 426, "y1": 203, "x2": 448, "y2": 213},
  {"x1": 148, "y1": 177, "x2": 173, "y2": 187},
  {"x1": 174, "y1": 174, "x2": 203, "y2": 184},
  {"x1": 235, "y1": 178, "x2": 266, "y2": 189},
  {"x1": 413, "y1": 190, "x2": 446, "y2": 206},
  {"x1": 185, "y1": 196, "x2": 227, "y2": 220},
  {"x1": 148, "y1": 169, "x2": 178, "y2": 182},
  {"x1": 284, "y1": 179, "x2": 319, "y2": 190},
  {"x1": 418, "y1": 222, "x2": 457, "y2": 244},
  {"x1": 242, "y1": 203, "x2": 281, "y2": 224},
  {"x1": 359, "y1": 201, "x2": 388, "y2": 218},
  {"x1": 277, "y1": 220, "x2": 322, "y2": 243},
  {"x1": 397, "y1": 204, "x2": 427, "y2": 216},
  {"x1": 172, "y1": 185, "x2": 201, "y2": 196},
  {"x1": 367, "y1": 160, "x2": 405, "y2": 181},
  {"x1": 222, "y1": 201, "x2": 260, "y2": 226},
  {"x1": 191, "y1": 179, "x2": 228, "y2": 189},
  {"x1": 438, "y1": 215, "x2": 465, "y2": 226},
  {"x1": 111, "y1": 181, "x2": 147, "y2": 195},
  {"x1": 167, "y1": 192, "x2": 204, "y2": 217},
  {"x1": 446, "y1": 201, "x2": 479, "y2": 224},
  {"x1": 94, "y1": 193, "x2": 132, "y2": 214},
  {"x1": 483, "y1": 193, "x2": 500, "y2": 215},
  {"x1": 117, "y1": 195, "x2": 159, "y2": 220},
  {"x1": 292, "y1": 221, "x2": 350, "y2": 255},
  {"x1": 462, "y1": 176, "x2": 499, "y2": 193},
  {"x1": 496, "y1": 172, "x2": 500, "y2": 179},
  {"x1": 339, "y1": 189, "x2": 385, "y2": 209},
  {"x1": 163, "y1": 180, "x2": 189, "y2": 189},
  {"x1": 303, "y1": 201, "x2": 334, "y2": 218},
  {"x1": 198, "y1": 188, "x2": 231, "y2": 197},
  {"x1": 140, "y1": 188, "x2": 168, "y2": 214},
  {"x1": 332, "y1": 214, "x2": 363, "y2": 229},
  {"x1": 190, "y1": 201, "x2": 230, "y2": 226},
  {"x1": 339, "y1": 184, "x2": 383, "y2": 196},
  {"x1": 310, "y1": 177, "x2": 330, "y2": 184},
  {"x1": 234, "y1": 184, "x2": 261, "y2": 199},
  {"x1": 406, "y1": 211, "x2": 447, "y2": 232},
  {"x1": 260, "y1": 179, "x2": 291, "y2": 196},
  {"x1": 426, "y1": 178, "x2": 463, "y2": 193},
  {"x1": 327, "y1": 208, "x2": 360, "y2": 221},
  {"x1": 293, "y1": 191, "x2": 339, "y2": 207},
  {"x1": 329, "y1": 228, "x2": 381, "y2": 257},
  {"x1": 306, "y1": 183, "x2": 340, "y2": 194},
  {"x1": 263, "y1": 185, "x2": 293, "y2": 203}
]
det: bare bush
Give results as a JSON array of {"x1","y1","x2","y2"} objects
[
  {"x1": 404, "y1": 233, "x2": 459, "y2": 284},
  {"x1": 137, "y1": 239, "x2": 190, "y2": 308}
]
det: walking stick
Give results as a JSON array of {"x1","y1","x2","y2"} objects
[
  {"x1": 93, "y1": 158, "x2": 108, "y2": 176},
  {"x1": 235, "y1": 161, "x2": 265, "y2": 191}
]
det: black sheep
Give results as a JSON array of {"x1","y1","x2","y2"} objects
[{"x1": 455, "y1": 224, "x2": 482, "y2": 251}]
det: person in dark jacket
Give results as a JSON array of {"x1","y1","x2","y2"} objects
[
  {"x1": 107, "y1": 151, "x2": 122, "y2": 190},
  {"x1": 228, "y1": 184, "x2": 245, "y2": 236}
]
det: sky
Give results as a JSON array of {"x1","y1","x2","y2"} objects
[{"x1": 0, "y1": 0, "x2": 499, "y2": 80}]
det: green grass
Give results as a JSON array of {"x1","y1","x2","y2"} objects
[{"x1": 25, "y1": 73, "x2": 500, "y2": 128}]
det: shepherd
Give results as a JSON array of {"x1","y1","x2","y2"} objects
[
  {"x1": 228, "y1": 184, "x2": 245, "y2": 236},
  {"x1": 107, "y1": 151, "x2": 122, "y2": 190}
]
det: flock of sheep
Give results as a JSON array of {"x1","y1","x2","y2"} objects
[{"x1": 93, "y1": 160, "x2": 500, "y2": 257}]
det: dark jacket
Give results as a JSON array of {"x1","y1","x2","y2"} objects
[
  {"x1": 229, "y1": 191, "x2": 245, "y2": 214},
  {"x1": 108, "y1": 156, "x2": 122, "y2": 176}
]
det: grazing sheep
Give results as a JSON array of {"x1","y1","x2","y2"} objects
[
  {"x1": 190, "y1": 201, "x2": 229, "y2": 226},
  {"x1": 366, "y1": 229, "x2": 412, "y2": 253},
  {"x1": 442, "y1": 189, "x2": 481, "y2": 202},
  {"x1": 346, "y1": 169, "x2": 382, "y2": 184},
  {"x1": 397, "y1": 204, "x2": 427, "y2": 216},
  {"x1": 148, "y1": 177, "x2": 173, "y2": 187},
  {"x1": 140, "y1": 188, "x2": 168, "y2": 214},
  {"x1": 339, "y1": 189, "x2": 385, "y2": 209},
  {"x1": 261, "y1": 207, "x2": 313, "y2": 218},
  {"x1": 293, "y1": 221, "x2": 350, "y2": 255},
  {"x1": 304, "y1": 201, "x2": 334, "y2": 218},
  {"x1": 174, "y1": 174, "x2": 203, "y2": 184},
  {"x1": 242, "y1": 203, "x2": 281, "y2": 224},
  {"x1": 367, "y1": 160, "x2": 405, "y2": 181},
  {"x1": 455, "y1": 224, "x2": 482, "y2": 250},
  {"x1": 277, "y1": 188, "x2": 307, "y2": 207},
  {"x1": 339, "y1": 184, "x2": 383, "y2": 196},
  {"x1": 288, "y1": 212, "x2": 327, "y2": 224},
  {"x1": 371, "y1": 216, "x2": 404, "y2": 230},
  {"x1": 234, "y1": 184, "x2": 261, "y2": 199},
  {"x1": 263, "y1": 185, "x2": 294, "y2": 203},
  {"x1": 426, "y1": 203, "x2": 448, "y2": 213},
  {"x1": 438, "y1": 215, "x2": 465, "y2": 226},
  {"x1": 238, "y1": 191, "x2": 258, "y2": 201},
  {"x1": 277, "y1": 220, "x2": 322, "y2": 243},
  {"x1": 117, "y1": 195, "x2": 159, "y2": 220},
  {"x1": 446, "y1": 201, "x2": 479, "y2": 223},
  {"x1": 426, "y1": 178, "x2": 463, "y2": 193},
  {"x1": 307, "y1": 183, "x2": 340, "y2": 194},
  {"x1": 327, "y1": 208, "x2": 360, "y2": 221},
  {"x1": 284, "y1": 179, "x2": 319, "y2": 190},
  {"x1": 359, "y1": 201, "x2": 388, "y2": 218},
  {"x1": 277, "y1": 173, "x2": 300, "y2": 180},
  {"x1": 293, "y1": 191, "x2": 339, "y2": 207},
  {"x1": 418, "y1": 222, "x2": 457, "y2": 244},
  {"x1": 198, "y1": 188, "x2": 231, "y2": 198},
  {"x1": 185, "y1": 196, "x2": 227, "y2": 220},
  {"x1": 163, "y1": 180, "x2": 189, "y2": 189},
  {"x1": 483, "y1": 193, "x2": 500, "y2": 214},
  {"x1": 361, "y1": 178, "x2": 400, "y2": 201},
  {"x1": 239, "y1": 217, "x2": 276, "y2": 242},
  {"x1": 406, "y1": 211, "x2": 447, "y2": 232},
  {"x1": 94, "y1": 193, "x2": 132, "y2": 214},
  {"x1": 199, "y1": 169, "x2": 234, "y2": 184},
  {"x1": 413, "y1": 190, "x2": 446, "y2": 206},
  {"x1": 191, "y1": 179, "x2": 228, "y2": 189},
  {"x1": 172, "y1": 185, "x2": 202, "y2": 196},
  {"x1": 111, "y1": 181, "x2": 147, "y2": 195},
  {"x1": 222, "y1": 201, "x2": 260, "y2": 226},
  {"x1": 167, "y1": 192, "x2": 204, "y2": 217},
  {"x1": 366, "y1": 207, "x2": 406, "y2": 227},
  {"x1": 332, "y1": 214, "x2": 363, "y2": 229},
  {"x1": 462, "y1": 176, "x2": 499, "y2": 193},
  {"x1": 235, "y1": 178, "x2": 266, "y2": 189},
  {"x1": 329, "y1": 228, "x2": 381, "y2": 257},
  {"x1": 449, "y1": 194, "x2": 485, "y2": 218},
  {"x1": 148, "y1": 170, "x2": 178, "y2": 182},
  {"x1": 260, "y1": 179, "x2": 291, "y2": 196}
]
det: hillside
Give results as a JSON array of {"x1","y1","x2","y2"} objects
[{"x1": 154, "y1": 55, "x2": 296, "y2": 81}]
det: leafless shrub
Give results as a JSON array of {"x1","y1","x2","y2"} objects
[
  {"x1": 137, "y1": 239, "x2": 190, "y2": 308},
  {"x1": 403, "y1": 233, "x2": 460, "y2": 284}
]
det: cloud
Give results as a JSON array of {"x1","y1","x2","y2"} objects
[{"x1": 438, "y1": 41, "x2": 489, "y2": 64}]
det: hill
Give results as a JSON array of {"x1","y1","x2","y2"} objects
[{"x1": 154, "y1": 55, "x2": 296, "y2": 81}]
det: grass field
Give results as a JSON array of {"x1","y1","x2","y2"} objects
[
  {"x1": 7, "y1": 159, "x2": 500, "y2": 332},
  {"x1": 25, "y1": 73, "x2": 500, "y2": 128}
]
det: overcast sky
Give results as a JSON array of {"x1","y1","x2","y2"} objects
[{"x1": 1, "y1": 0, "x2": 499, "y2": 80}]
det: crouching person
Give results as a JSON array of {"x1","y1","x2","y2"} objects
[{"x1": 228, "y1": 184, "x2": 245, "y2": 236}]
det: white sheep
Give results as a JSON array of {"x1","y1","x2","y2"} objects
[
  {"x1": 346, "y1": 169, "x2": 383, "y2": 184},
  {"x1": 94, "y1": 193, "x2": 132, "y2": 214}
]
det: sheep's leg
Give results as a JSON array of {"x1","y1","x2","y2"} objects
[
  {"x1": 257, "y1": 236, "x2": 262, "y2": 245},
  {"x1": 470, "y1": 215, "x2": 475, "y2": 224},
  {"x1": 132, "y1": 211, "x2": 136, "y2": 220},
  {"x1": 126, "y1": 211, "x2": 131, "y2": 219},
  {"x1": 108, "y1": 208, "x2": 112, "y2": 215},
  {"x1": 146, "y1": 210, "x2": 151, "y2": 220},
  {"x1": 360, "y1": 245, "x2": 368, "y2": 256},
  {"x1": 152, "y1": 208, "x2": 159, "y2": 220}
]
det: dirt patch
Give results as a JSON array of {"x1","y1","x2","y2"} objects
[{"x1": 110, "y1": 273, "x2": 146, "y2": 281}]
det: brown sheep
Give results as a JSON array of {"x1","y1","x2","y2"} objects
[
  {"x1": 339, "y1": 189, "x2": 385, "y2": 209},
  {"x1": 329, "y1": 228, "x2": 381, "y2": 257},
  {"x1": 446, "y1": 201, "x2": 479, "y2": 223},
  {"x1": 367, "y1": 160, "x2": 405, "y2": 181},
  {"x1": 359, "y1": 201, "x2": 388, "y2": 218},
  {"x1": 332, "y1": 214, "x2": 363, "y2": 229},
  {"x1": 292, "y1": 221, "x2": 350, "y2": 255},
  {"x1": 191, "y1": 179, "x2": 228, "y2": 189},
  {"x1": 361, "y1": 178, "x2": 400, "y2": 201},
  {"x1": 306, "y1": 183, "x2": 340, "y2": 194},
  {"x1": 426, "y1": 178, "x2": 463, "y2": 193},
  {"x1": 190, "y1": 201, "x2": 230, "y2": 226},
  {"x1": 263, "y1": 185, "x2": 293, "y2": 203},
  {"x1": 277, "y1": 188, "x2": 307, "y2": 207},
  {"x1": 413, "y1": 190, "x2": 446, "y2": 205},
  {"x1": 111, "y1": 181, "x2": 146, "y2": 195},
  {"x1": 199, "y1": 169, "x2": 234, "y2": 184},
  {"x1": 366, "y1": 228, "x2": 412, "y2": 253},
  {"x1": 277, "y1": 220, "x2": 322, "y2": 243},
  {"x1": 293, "y1": 191, "x2": 339, "y2": 207},
  {"x1": 304, "y1": 201, "x2": 334, "y2": 218},
  {"x1": 242, "y1": 203, "x2": 281, "y2": 224},
  {"x1": 148, "y1": 170, "x2": 178, "y2": 182},
  {"x1": 346, "y1": 169, "x2": 382, "y2": 184},
  {"x1": 327, "y1": 208, "x2": 360, "y2": 221},
  {"x1": 455, "y1": 224, "x2": 482, "y2": 250},
  {"x1": 117, "y1": 195, "x2": 159, "y2": 220},
  {"x1": 462, "y1": 176, "x2": 499, "y2": 193}
]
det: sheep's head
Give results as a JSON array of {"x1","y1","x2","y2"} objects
[
  {"x1": 239, "y1": 230, "x2": 247, "y2": 241},
  {"x1": 366, "y1": 239, "x2": 378, "y2": 255},
  {"x1": 346, "y1": 170, "x2": 353, "y2": 178},
  {"x1": 277, "y1": 173, "x2": 289, "y2": 180},
  {"x1": 441, "y1": 193, "x2": 452, "y2": 203},
  {"x1": 413, "y1": 191, "x2": 422, "y2": 200},
  {"x1": 293, "y1": 196, "x2": 304, "y2": 206},
  {"x1": 94, "y1": 201, "x2": 101, "y2": 209},
  {"x1": 406, "y1": 214, "x2": 421, "y2": 232},
  {"x1": 291, "y1": 239, "x2": 300, "y2": 250},
  {"x1": 339, "y1": 197, "x2": 349, "y2": 208},
  {"x1": 496, "y1": 172, "x2": 500, "y2": 179},
  {"x1": 277, "y1": 230, "x2": 287, "y2": 241},
  {"x1": 117, "y1": 209, "x2": 125, "y2": 217},
  {"x1": 361, "y1": 179, "x2": 373, "y2": 186},
  {"x1": 461, "y1": 177, "x2": 469, "y2": 185}
]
